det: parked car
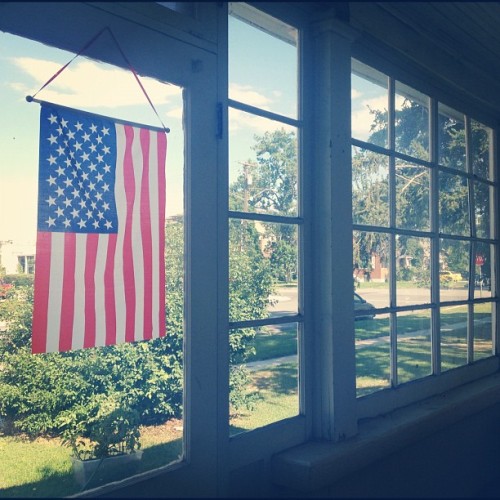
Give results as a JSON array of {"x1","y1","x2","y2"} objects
[
  {"x1": 439, "y1": 270, "x2": 462, "y2": 283},
  {"x1": 354, "y1": 292, "x2": 376, "y2": 320}
]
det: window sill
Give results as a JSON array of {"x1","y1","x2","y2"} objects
[{"x1": 271, "y1": 372, "x2": 500, "y2": 493}]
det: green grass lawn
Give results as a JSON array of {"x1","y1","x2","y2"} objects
[
  {"x1": 0, "y1": 424, "x2": 183, "y2": 498},
  {"x1": 1, "y1": 302, "x2": 495, "y2": 496},
  {"x1": 245, "y1": 325, "x2": 297, "y2": 362},
  {"x1": 230, "y1": 362, "x2": 299, "y2": 435}
]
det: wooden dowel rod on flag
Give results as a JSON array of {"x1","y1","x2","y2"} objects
[{"x1": 25, "y1": 96, "x2": 170, "y2": 134}]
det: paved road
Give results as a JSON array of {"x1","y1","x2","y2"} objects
[
  {"x1": 253, "y1": 285, "x2": 492, "y2": 372},
  {"x1": 268, "y1": 284, "x2": 492, "y2": 317}
]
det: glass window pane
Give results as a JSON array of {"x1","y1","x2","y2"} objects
[
  {"x1": 396, "y1": 236, "x2": 431, "y2": 306},
  {"x1": 229, "y1": 323, "x2": 299, "y2": 435},
  {"x1": 351, "y1": 61, "x2": 389, "y2": 148},
  {"x1": 229, "y1": 109, "x2": 298, "y2": 217},
  {"x1": 474, "y1": 180, "x2": 492, "y2": 239},
  {"x1": 438, "y1": 104, "x2": 466, "y2": 172},
  {"x1": 352, "y1": 147, "x2": 389, "y2": 227},
  {"x1": 439, "y1": 239, "x2": 469, "y2": 301},
  {"x1": 395, "y1": 160, "x2": 430, "y2": 231},
  {"x1": 397, "y1": 310, "x2": 432, "y2": 384},
  {"x1": 229, "y1": 220, "x2": 298, "y2": 323},
  {"x1": 474, "y1": 243, "x2": 492, "y2": 299},
  {"x1": 356, "y1": 315, "x2": 391, "y2": 397},
  {"x1": 228, "y1": 7, "x2": 298, "y2": 119},
  {"x1": 474, "y1": 303, "x2": 493, "y2": 361},
  {"x1": 353, "y1": 230, "x2": 390, "y2": 309},
  {"x1": 471, "y1": 120, "x2": 491, "y2": 180},
  {"x1": 0, "y1": 31, "x2": 185, "y2": 494},
  {"x1": 441, "y1": 305, "x2": 468, "y2": 371},
  {"x1": 439, "y1": 171, "x2": 470, "y2": 236},
  {"x1": 395, "y1": 81, "x2": 429, "y2": 161}
]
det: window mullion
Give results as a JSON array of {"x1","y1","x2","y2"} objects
[
  {"x1": 430, "y1": 97, "x2": 441, "y2": 375},
  {"x1": 465, "y1": 116, "x2": 475, "y2": 363},
  {"x1": 492, "y1": 129, "x2": 500, "y2": 356},
  {"x1": 388, "y1": 77, "x2": 398, "y2": 387}
]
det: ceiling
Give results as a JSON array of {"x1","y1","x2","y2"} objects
[{"x1": 293, "y1": 2, "x2": 500, "y2": 122}]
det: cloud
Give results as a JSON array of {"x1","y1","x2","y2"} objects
[
  {"x1": 351, "y1": 88, "x2": 362, "y2": 99},
  {"x1": 9, "y1": 56, "x2": 180, "y2": 109},
  {"x1": 229, "y1": 83, "x2": 273, "y2": 109},
  {"x1": 352, "y1": 95, "x2": 387, "y2": 141},
  {"x1": 229, "y1": 108, "x2": 294, "y2": 134},
  {"x1": 228, "y1": 84, "x2": 297, "y2": 134},
  {"x1": 166, "y1": 106, "x2": 183, "y2": 119}
]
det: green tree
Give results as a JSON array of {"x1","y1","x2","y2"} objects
[
  {"x1": 230, "y1": 129, "x2": 298, "y2": 284},
  {"x1": 353, "y1": 98, "x2": 489, "y2": 280}
]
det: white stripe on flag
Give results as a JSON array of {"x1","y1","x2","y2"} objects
[
  {"x1": 72, "y1": 233, "x2": 87, "y2": 351},
  {"x1": 94, "y1": 234, "x2": 108, "y2": 347},
  {"x1": 114, "y1": 124, "x2": 127, "y2": 346},
  {"x1": 131, "y1": 126, "x2": 145, "y2": 341},
  {"x1": 46, "y1": 232, "x2": 64, "y2": 353},
  {"x1": 150, "y1": 132, "x2": 160, "y2": 339}
]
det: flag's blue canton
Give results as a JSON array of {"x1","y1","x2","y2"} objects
[{"x1": 37, "y1": 105, "x2": 118, "y2": 233}]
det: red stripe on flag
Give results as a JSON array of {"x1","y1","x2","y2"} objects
[
  {"x1": 123, "y1": 125, "x2": 137, "y2": 343},
  {"x1": 59, "y1": 232, "x2": 76, "y2": 352},
  {"x1": 104, "y1": 234, "x2": 117, "y2": 346},
  {"x1": 157, "y1": 131, "x2": 167, "y2": 337},
  {"x1": 140, "y1": 128, "x2": 153, "y2": 340},
  {"x1": 84, "y1": 234, "x2": 98, "y2": 348},
  {"x1": 32, "y1": 232, "x2": 52, "y2": 353}
]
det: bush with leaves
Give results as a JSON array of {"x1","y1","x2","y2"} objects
[
  {"x1": 0, "y1": 216, "x2": 274, "y2": 435},
  {"x1": 58, "y1": 393, "x2": 141, "y2": 460}
]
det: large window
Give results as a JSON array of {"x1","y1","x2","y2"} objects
[
  {"x1": 352, "y1": 59, "x2": 497, "y2": 397},
  {"x1": 228, "y1": 3, "x2": 302, "y2": 433},
  {"x1": 0, "y1": 10, "x2": 204, "y2": 494}
]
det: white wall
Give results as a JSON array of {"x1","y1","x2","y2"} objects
[{"x1": 0, "y1": 240, "x2": 35, "y2": 274}]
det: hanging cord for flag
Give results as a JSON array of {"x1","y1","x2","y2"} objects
[{"x1": 26, "y1": 26, "x2": 170, "y2": 134}]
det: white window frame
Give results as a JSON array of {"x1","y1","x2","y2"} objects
[
  {"x1": 222, "y1": 1, "x2": 310, "y2": 475},
  {"x1": 350, "y1": 54, "x2": 500, "y2": 420},
  {"x1": 0, "y1": 2, "x2": 222, "y2": 496}
]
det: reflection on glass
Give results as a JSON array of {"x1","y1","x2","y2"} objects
[
  {"x1": 474, "y1": 242, "x2": 492, "y2": 300},
  {"x1": 351, "y1": 61, "x2": 389, "y2": 147},
  {"x1": 352, "y1": 147, "x2": 389, "y2": 227},
  {"x1": 395, "y1": 160, "x2": 430, "y2": 231},
  {"x1": 356, "y1": 315, "x2": 391, "y2": 397},
  {"x1": 396, "y1": 236, "x2": 431, "y2": 306},
  {"x1": 353, "y1": 230, "x2": 390, "y2": 309},
  {"x1": 229, "y1": 324, "x2": 299, "y2": 435},
  {"x1": 471, "y1": 120, "x2": 491, "y2": 180},
  {"x1": 441, "y1": 305, "x2": 468, "y2": 371},
  {"x1": 439, "y1": 239, "x2": 469, "y2": 301},
  {"x1": 229, "y1": 220, "x2": 298, "y2": 322},
  {"x1": 228, "y1": 8, "x2": 298, "y2": 119},
  {"x1": 474, "y1": 180, "x2": 492, "y2": 239},
  {"x1": 438, "y1": 104, "x2": 466, "y2": 171},
  {"x1": 474, "y1": 303, "x2": 493, "y2": 361},
  {"x1": 439, "y1": 171, "x2": 470, "y2": 236},
  {"x1": 397, "y1": 310, "x2": 432, "y2": 384},
  {"x1": 229, "y1": 109, "x2": 298, "y2": 216},
  {"x1": 395, "y1": 81, "x2": 429, "y2": 161}
]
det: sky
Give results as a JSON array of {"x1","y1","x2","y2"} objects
[
  {"x1": 0, "y1": 31, "x2": 183, "y2": 246},
  {"x1": 0, "y1": 13, "x2": 378, "y2": 248}
]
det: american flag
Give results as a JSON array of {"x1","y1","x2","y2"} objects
[{"x1": 32, "y1": 103, "x2": 167, "y2": 353}]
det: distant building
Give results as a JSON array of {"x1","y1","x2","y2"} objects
[{"x1": 0, "y1": 239, "x2": 36, "y2": 275}]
